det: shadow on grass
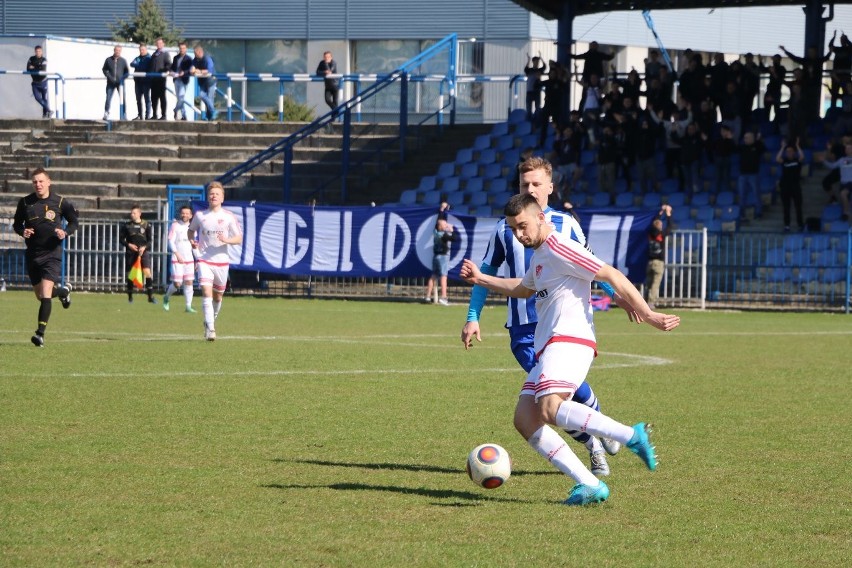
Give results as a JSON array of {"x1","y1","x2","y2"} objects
[
  {"x1": 261, "y1": 482, "x2": 533, "y2": 504},
  {"x1": 276, "y1": 458, "x2": 556, "y2": 477}
]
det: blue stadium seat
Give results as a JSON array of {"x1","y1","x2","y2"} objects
[
  {"x1": 569, "y1": 193, "x2": 588, "y2": 206},
  {"x1": 676, "y1": 218, "x2": 698, "y2": 230},
  {"x1": 615, "y1": 193, "x2": 635, "y2": 208},
  {"x1": 519, "y1": 134, "x2": 539, "y2": 150},
  {"x1": 478, "y1": 148, "x2": 497, "y2": 165},
  {"x1": 719, "y1": 205, "x2": 740, "y2": 222},
  {"x1": 666, "y1": 192, "x2": 687, "y2": 208},
  {"x1": 418, "y1": 176, "x2": 437, "y2": 191},
  {"x1": 514, "y1": 121, "x2": 533, "y2": 137},
  {"x1": 452, "y1": 204, "x2": 470, "y2": 215},
  {"x1": 472, "y1": 205, "x2": 493, "y2": 216},
  {"x1": 483, "y1": 162, "x2": 503, "y2": 180},
  {"x1": 580, "y1": 150, "x2": 596, "y2": 167},
  {"x1": 494, "y1": 136, "x2": 515, "y2": 153},
  {"x1": 764, "y1": 247, "x2": 787, "y2": 266},
  {"x1": 441, "y1": 176, "x2": 460, "y2": 193},
  {"x1": 490, "y1": 191, "x2": 513, "y2": 206},
  {"x1": 765, "y1": 267, "x2": 792, "y2": 282},
  {"x1": 590, "y1": 193, "x2": 611, "y2": 207},
  {"x1": 642, "y1": 193, "x2": 662, "y2": 208},
  {"x1": 715, "y1": 191, "x2": 735, "y2": 207},
  {"x1": 468, "y1": 192, "x2": 488, "y2": 207},
  {"x1": 825, "y1": 220, "x2": 850, "y2": 232},
  {"x1": 421, "y1": 190, "x2": 441, "y2": 205},
  {"x1": 436, "y1": 162, "x2": 456, "y2": 179},
  {"x1": 816, "y1": 249, "x2": 840, "y2": 267},
  {"x1": 807, "y1": 234, "x2": 832, "y2": 251},
  {"x1": 795, "y1": 267, "x2": 820, "y2": 283},
  {"x1": 694, "y1": 205, "x2": 715, "y2": 223},
  {"x1": 490, "y1": 122, "x2": 510, "y2": 138},
  {"x1": 691, "y1": 193, "x2": 711, "y2": 207},
  {"x1": 823, "y1": 267, "x2": 848, "y2": 283},
  {"x1": 672, "y1": 206, "x2": 692, "y2": 222},
  {"x1": 399, "y1": 189, "x2": 418, "y2": 206},
  {"x1": 821, "y1": 203, "x2": 844, "y2": 223},
  {"x1": 660, "y1": 178, "x2": 680, "y2": 194},
  {"x1": 488, "y1": 177, "x2": 509, "y2": 194},
  {"x1": 464, "y1": 177, "x2": 484, "y2": 193},
  {"x1": 455, "y1": 148, "x2": 474, "y2": 165},
  {"x1": 446, "y1": 192, "x2": 466, "y2": 207},
  {"x1": 473, "y1": 134, "x2": 492, "y2": 151},
  {"x1": 459, "y1": 163, "x2": 479, "y2": 180},
  {"x1": 507, "y1": 109, "x2": 527, "y2": 124},
  {"x1": 783, "y1": 234, "x2": 806, "y2": 251},
  {"x1": 788, "y1": 249, "x2": 814, "y2": 266},
  {"x1": 501, "y1": 148, "x2": 521, "y2": 166}
]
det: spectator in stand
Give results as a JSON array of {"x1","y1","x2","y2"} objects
[
  {"x1": 613, "y1": 67, "x2": 642, "y2": 104},
  {"x1": 761, "y1": 54, "x2": 787, "y2": 126},
  {"x1": 579, "y1": 73, "x2": 603, "y2": 128},
  {"x1": 191, "y1": 45, "x2": 218, "y2": 121},
  {"x1": 575, "y1": 41, "x2": 615, "y2": 86},
  {"x1": 644, "y1": 49, "x2": 663, "y2": 84},
  {"x1": 738, "y1": 131, "x2": 767, "y2": 219},
  {"x1": 658, "y1": 66, "x2": 676, "y2": 103},
  {"x1": 596, "y1": 123, "x2": 619, "y2": 204},
  {"x1": 317, "y1": 51, "x2": 340, "y2": 115},
  {"x1": 831, "y1": 80, "x2": 852, "y2": 137},
  {"x1": 538, "y1": 62, "x2": 568, "y2": 146},
  {"x1": 741, "y1": 53, "x2": 762, "y2": 120},
  {"x1": 645, "y1": 204, "x2": 673, "y2": 309},
  {"x1": 649, "y1": 102, "x2": 690, "y2": 190},
  {"x1": 102, "y1": 45, "x2": 129, "y2": 121},
  {"x1": 524, "y1": 52, "x2": 547, "y2": 120},
  {"x1": 821, "y1": 137, "x2": 845, "y2": 204},
  {"x1": 780, "y1": 40, "x2": 833, "y2": 122},
  {"x1": 149, "y1": 37, "x2": 171, "y2": 120},
  {"x1": 819, "y1": 141, "x2": 852, "y2": 221},
  {"x1": 719, "y1": 81, "x2": 743, "y2": 143},
  {"x1": 678, "y1": 54, "x2": 708, "y2": 112},
  {"x1": 130, "y1": 44, "x2": 152, "y2": 120},
  {"x1": 424, "y1": 218, "x2": 457, "y2": 305},
  {"x1": 680, "y1": 122, "x2": 703, "y2": 198},
  {"x1": 26, "y1": 45, "x2": 51, "y2": 118},
  {"x1": 437, "y1": 200, "x2": 450, "y2": 221},
  {"x1": 830, "y1": 34, "x2": 852, "y2": 109},
  {"x1": 776, "y1": 138, "x2": 806, "y2": 231},
  {"x1": 708, "y1": 125, "x2": 736, "y2": 193},
  {"x1": 694, "y1": 99, "x2": 717, "y2": 143},
  {"x1": 551, "y1": 124, "x2": 583, "y2": 195},
  {"x1": 635, "y1": 116, "x2": 661, "y2": 194},
  {"x1": 783, "y1": 82, "x2": 809, "y2": 148},
  {"x1": 170, "y1": 41, "x2": 193, "y2": 121},
  {"x1": 708, "y1": 53, "x2": 730, "y2": 106}
]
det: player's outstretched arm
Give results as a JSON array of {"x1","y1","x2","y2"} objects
[
  {"x1": 460, "y1": 259, "x2": 533, "y2": 299},
  {"x1": 594, "y1": 264, "x2": 680, "y2": 332},
  {"x1": 611, "y1": 291, "x2": 643, "y2": 324}
]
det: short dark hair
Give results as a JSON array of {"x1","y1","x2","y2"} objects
[
  {"x1": 130, "y1": 203, "x2": 142, "y2": 211},
  {"x1": 31, "y1": 167, "x2": 49, "y2": 178},
  {"x1": 504, "y1": 193, "x2": 540, "y2": 217},
  {"x1": 179, "y1": 204, "x2": 193, "y2": 213}
]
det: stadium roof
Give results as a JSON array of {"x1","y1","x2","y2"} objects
[{"x1": 513, "y1": 0, "x2": 838, "y2": 21}]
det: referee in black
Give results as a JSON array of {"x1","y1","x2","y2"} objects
[
  {"x1": 119, "y1": 204, "x2": 158, "y2": 304},
  {"x1": 13, "y1": 167, "x2": 78, "y2": 347}
]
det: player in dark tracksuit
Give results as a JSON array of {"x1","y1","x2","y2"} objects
[
  {"x1": 12, "y1": 167, "x2": 78, "y2": 347},
  {"x1": 120, "y1": 205, "x2": 157, "y2": 304}
]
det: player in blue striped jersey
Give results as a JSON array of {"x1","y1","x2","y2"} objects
[{"x1": 461, "y1": 156, "x2": 630, "y2": 476}]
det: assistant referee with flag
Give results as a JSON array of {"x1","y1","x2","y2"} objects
[{"x1": 119, "y1": 204, "x2": 157, "y2": 304}]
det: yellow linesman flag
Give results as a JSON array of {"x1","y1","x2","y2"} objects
[{"x1": 128, "y1": 256, "x2": 144, "y2": 289}]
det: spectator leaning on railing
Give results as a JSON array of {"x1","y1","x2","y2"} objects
[
  {"x1": 102, "y1": 46, "x2": 129, "y2": 121},
  {"x1": 26, "y1": 45, "x2": 51, "y2": 118}
]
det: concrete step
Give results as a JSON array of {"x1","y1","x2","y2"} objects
[{"x1": 68, "y1": 143, "x2": 180, "y2": 158}]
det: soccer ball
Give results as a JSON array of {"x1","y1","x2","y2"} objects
[{"x1": 466, "y1": 443, "x2": 511, "y2": 489}]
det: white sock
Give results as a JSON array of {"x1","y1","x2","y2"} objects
[
  {"x1": 184, "y1": 284, "x2": 194, "y2": 308},
  {"x1": 165, "y1": 283, "x2": 178, "y2": 298},
  {"x1": 213, "y1": 300, "x2": 222, "y2": 319},
  {"x1": 202, "y1": 297, "x2": 214, "y2": 329},
  {"x1": 528, "y1": 425, "x2": 599, "y2": 486},
  {"x1": 555, "y1": 400, "x2": 635, "y2": 444}
]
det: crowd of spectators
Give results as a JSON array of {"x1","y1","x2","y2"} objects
[{"x1": 527, "y1": 35, "x2": 852, "y2": 228}]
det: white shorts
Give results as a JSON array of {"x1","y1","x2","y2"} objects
[
  {"x1": 197, "y1": 260, "x2": 230, "y2": 293},
  {"x1": 520, "y1": 341, "x2": 595, "y2": 401},
  {"x1": 171, "y1": 259, "x2": 195, "y2": 283}
]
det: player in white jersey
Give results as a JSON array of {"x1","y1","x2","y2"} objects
[
  {"x1": 163, "y1": 205, "x2": 197, "y2": 313},
  {"x1": 461, "y1": 194, "x2": 680, "y2": 506},
  {"x1": 461, "y1": 156, "x2": 633, "y2": 477},
  {"x1": 187, "y1": 182, "x2": 243, "y2": 341}
]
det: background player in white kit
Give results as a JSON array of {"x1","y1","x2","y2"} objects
[
  {"x1": 187, "y1": 182, "x2": 243, "y2": 341},
  {"x1": 163, "y1": 205, "x2": 197, "y2": 313},
  {"x1": 461, "y1": 194, "x2": 680, "y2": 506}
]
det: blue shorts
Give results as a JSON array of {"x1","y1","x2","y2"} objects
[{"x1": 431, "y1": 254, "x2": 449, "y2": 276}]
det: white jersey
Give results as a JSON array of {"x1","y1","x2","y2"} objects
[
  {"x1": 167, "y1": 219, "x2": 194, "y2": 260},
  {"x1": 480, "y1": 207, "x2": 587, "y2": 327},
  {"x1": 521, "y1": 230, "x2": 604, "y2": 356},
  {"x1": 188, "y1": 207, "x2": 242, "y2": 265}
]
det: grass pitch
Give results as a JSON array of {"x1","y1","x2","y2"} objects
[{"x1": 1, "y1": 291, "x2": 850, "y2": 566}]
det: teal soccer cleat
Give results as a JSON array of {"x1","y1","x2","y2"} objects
[
  {"x1": 626, "y1": 423, "x2": 657, "y2": 471},
  {"x1": 564, "y1": 480, "x2": 610, "y2": 506}
]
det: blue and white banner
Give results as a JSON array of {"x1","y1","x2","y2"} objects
[{"x1": 207, "y1": 202, "x2": 657, "y2": 281}]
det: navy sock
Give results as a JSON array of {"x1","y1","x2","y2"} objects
[{"x1": 37, "y1": 298, "x2": 52, "y2": 335}]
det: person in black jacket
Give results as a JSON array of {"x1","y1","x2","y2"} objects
[
  {"x1": 12, "y1": 168, "x2": 78, "y2": 347},
  {"x1": 645, "y1": 205, "x2": 673, "y2": 309},
  {"x1": 102, "y1": 46, "x2": 129, "y2": 121},
  {"x1": 317, "y1": 51, "x2": 340, "y2": 114},
  {"x1": 424, "y1": 218, "x2": 457, "y2": 305},
  {"x1": 738, "y1": 131, "x2": 766, "y2": 218},
  {"x1": 170, "y1": 42, "x2": 193, "y2": 120},
  {"x1": 149, "y1": 37, "x2": 172, "y2": 120},
  {"x1": 120, "y1": 204, "x2": 157, "y2": 304},
  {"x1": 26, "y1": 45, "x2": 51, "y2": 118}
]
